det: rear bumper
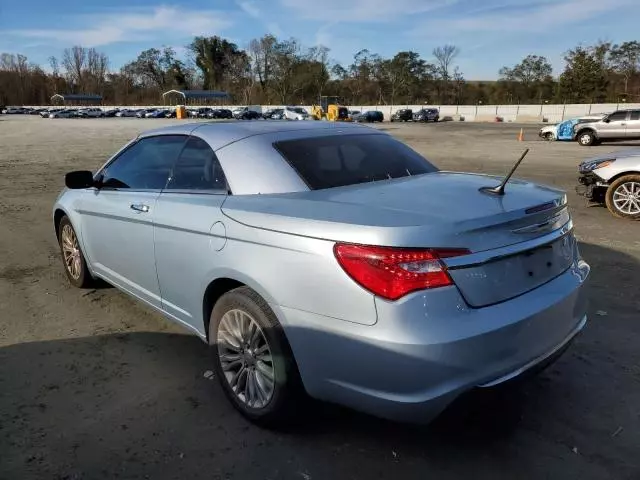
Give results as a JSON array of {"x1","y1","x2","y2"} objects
[{"x1": 275, "y1": 258, "x2": 589, "y2": 423}]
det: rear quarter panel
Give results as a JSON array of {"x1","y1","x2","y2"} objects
[{"x1": 213, "y1": 216, "x2": 378, "y2": 326}]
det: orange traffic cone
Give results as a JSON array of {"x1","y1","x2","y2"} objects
[{"x1": 518, "y1": 128, "x2": 524, "y2": 142}]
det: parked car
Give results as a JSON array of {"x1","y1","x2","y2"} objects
[
  {"x1": 262, "y1": 108, "x2": 279, "y2": 119},
  {"x1": 115, "y1": 109, "x2": 133, "y2": 117},
  {"x1": 55, "y1": 121, "x2": 589, "y2": 427},
  {"x1": 148, "y1": 109, "x2": 169, "y2": 118},
  {"x1": 390, "y1": 109, "x2": 413, "y2": 122},
  {"x1": 193, "y1": 107, "x2": 213, "y2": 118},
  {"x1": 413, "y1": 108, "x2": 439, "y2": 122},
  {"x1": 205, "y1": 108, "x2": 232, "y2": 119},
  {"x1": 143, "y1": 109, "x2": 160, "y2": 118},
  {"x1": 269, "y1": 108, "x2": 285, "y2": 120},
  {"x1": 2, "y1": 107, "x2": 25, "y2": 114},
  {"x1": 103, "y1": 108, "x2": 120, "y2": 117},
  {"x1": 576, "y1": 149, "x2": 640, "y2": 219},
  {"x1": 574, "y1": 109, "x2": 640, "y2": 146},
  {"x1": 348, "y1": 110, "x2": 361, "y2": 120},
  {"x1": 77, "y1": 108, "x2": 104, "y2": 118},
  {"x1": 539, "y1": 114, "x2": 605, "y2": 141},
  {"x1": 213, "y1": 108, "x2": 234, "y2": 119},
  {"x1": 49, "y1": 109, "x2": 77, "y2": 119},
  {"x1": 354, "y1": 110, "x2": 384, "y2": 123},
  {"x1": 284, "y1": 106, "x2": 309, "y2": 121},
  {"x1": 234, "y1": 107, "x2": 262, "y2": 120}
]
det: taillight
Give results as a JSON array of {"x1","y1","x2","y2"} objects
[{"x1": 333, "y1": 243, "x2": 470, "y2": 301}]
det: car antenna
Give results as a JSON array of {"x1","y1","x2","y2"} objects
[{"x1": 479, "y1": 148, "x2": 530, "y2": 196}]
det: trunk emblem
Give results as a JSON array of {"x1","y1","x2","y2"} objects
[{"x1": 512, "y1": 213, "x2": 562, "y2": 234}]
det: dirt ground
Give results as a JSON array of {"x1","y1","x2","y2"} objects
[{"x1": 1, "y1": 116, "x2": 639, "y2": 480}]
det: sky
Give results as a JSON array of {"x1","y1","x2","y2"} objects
[{"x1": 1, "y1": 0, "x2": 639, "y2": 79}]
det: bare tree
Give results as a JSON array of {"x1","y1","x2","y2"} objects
[
  {"x1": 433, "y1": 45, "x2": 459, "y2": 103},
  {"x1": 248, "y1": 34, "x2": 277, "y2": 102},
  {"x1": 62, "y1": 46, "x2": 87, "y2": 92}
]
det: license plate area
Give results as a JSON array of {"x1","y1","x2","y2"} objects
[{"x1": 448, "y1": 234, "x2": 576, "y2": 308}]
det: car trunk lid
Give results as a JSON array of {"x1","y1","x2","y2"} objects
[{"x1": 222, "y1": 172, "x2": 576, "y2": 307}]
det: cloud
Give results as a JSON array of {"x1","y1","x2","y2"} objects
[
  {"x1": 279, "y1": 0, "x2": 457, "y2": 22},
  {"x1": 437, "y1": 0, "x2": 638, "y2": 33},
  {"x1": 6, "y1": 6, "x2": 232, "y2": 47},
  {"x1": 235, "y1": 0, "x2": 283, "y2": 37}
]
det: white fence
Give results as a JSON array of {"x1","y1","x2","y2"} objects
[{"x1": 22, "y1": 103, "x2": 640, "y2": 123}]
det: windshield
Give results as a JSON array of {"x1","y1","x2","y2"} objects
[{"x1": 274, "y1": 134, "x2": 438, "y2": 190}]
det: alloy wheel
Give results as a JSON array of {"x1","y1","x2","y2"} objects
[
  {"x1": 217, "y1": 309, "x2": 275, "y2": 409},
  {"x1": 612, "y1": 181, "x2": 640, "y2": 216},
  {"x1": 61, "y1": 224, "x2": 82, "y2": 280}
]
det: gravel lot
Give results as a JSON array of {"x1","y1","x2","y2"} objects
[{"x1": 1, "y1": 116, "x2": 639, "y2": 480}]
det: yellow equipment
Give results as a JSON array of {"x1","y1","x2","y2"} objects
[{"x1": 311, "y1": 96, "x2": 351, "y2": 121}]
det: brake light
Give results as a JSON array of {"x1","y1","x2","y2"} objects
[{"x1": 333, "y1": 244, "x2": 470, "y2": 301}]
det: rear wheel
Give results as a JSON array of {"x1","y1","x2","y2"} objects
[
  {"x1": 543, "y1": 132, "x2": 555, "y2": 141},
  {"x1": 209, "y1": 286, "x2": 304, "y2": 427},
  {"x1": 577, "y1": 130, "x2": 596, "y2": 146},
  {"x1": 605, "y1": 175, "x2": 640, "y2": 220}
]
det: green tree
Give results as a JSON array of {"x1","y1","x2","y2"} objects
[
  {"x1": 558, "y1": 47, "x2": 608, "y2": 103},
  {"x1": 610, "y1": 41, "x2": 640, "y2": 95},
  {"x1": 189, "y1": 36, "x2": 244, "y2": 91}
]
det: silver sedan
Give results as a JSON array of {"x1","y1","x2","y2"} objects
[{"x1": 53, "y1": 121, "x2": 590, "y2": 426}]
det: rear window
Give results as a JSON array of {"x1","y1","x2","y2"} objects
[{"x1": 274, "y1": 134, "x2": 438, "y2": 190}]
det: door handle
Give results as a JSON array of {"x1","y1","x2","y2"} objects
[
  {"x1": 621, "y1": 123, "x2": 626, "y2": 126},
  {"x1": 130, "y1": 203, "x2": 150, "y2": 213}
]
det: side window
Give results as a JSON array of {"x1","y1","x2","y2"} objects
[
  {"x1": 166, "y1": 136, "x2": 228, "y2": 192},
  {"x1": 100, "y1": 135, "x2": 187, "y2": 190},
  {"x1": 630, "y1": 111, "x2": 640, "y2": 121},
  {"x1": 608, "y1": 111, "x2": 628, "y2": 122}
]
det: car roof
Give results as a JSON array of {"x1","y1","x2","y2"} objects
[{"x1": 139, "y1": 121, "x2": 373, "y2": 150}]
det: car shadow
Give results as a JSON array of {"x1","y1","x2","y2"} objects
[{"x1": 1, "y1": 241, "x2": 638, "y2": 479}]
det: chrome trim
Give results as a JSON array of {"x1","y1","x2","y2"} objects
[
  {"x1": 130, "y1": 203, "x2": 150, "y2": 212},
  {"x1": 160, "y1": 188, "x2": 228, "y2": 196},
  {"x1": 444, "y1": 219, "x2": 573, "y2": 270},
  {"x1": 478, "y1": 314, "x2": 587, "y2": 388},
  {"x1": 511, "y1": 210, "x2": 566, "y2": 234}
]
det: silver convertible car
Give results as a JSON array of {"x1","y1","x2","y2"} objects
[{"x1": 53, "y1": 121, "x2": 590, "y2": 426}]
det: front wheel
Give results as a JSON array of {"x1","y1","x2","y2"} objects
[
  {"x1": 210, "y1": 286, "x2": 304, "y2": 427},
  {"x1": 577, "y1": 130, "x2": 596, "y2": 146},
  {"x1": 605, "y1": 175, "x2": 640, "y2": 220},
  {"x1": 58, "y1": 216, "x2": 93, "y2": 288}
]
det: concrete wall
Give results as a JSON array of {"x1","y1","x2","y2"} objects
[{"x1": 22, "y1": 103, "x2": 640, "y2": 123}]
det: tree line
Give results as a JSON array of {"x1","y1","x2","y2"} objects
[{"x1": 1, "y1": 36, "x2": 639, "y2": 106}]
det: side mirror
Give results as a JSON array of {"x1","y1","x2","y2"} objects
[
  {"x1": 603, "y1": 117, "x2": 610, "y2": 123},
  {"x1": 65, "y1": 170, "x2": 95, "y2": 189}
]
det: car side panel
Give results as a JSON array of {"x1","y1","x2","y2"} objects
[
  {"x1": 205, "y1": 217, "x2": 378, "y2": 327},
  {"x1": 78, "y1": 189, "x2": 163, "y2": 308},
  {"x1": 625, "y1": 113, "x2": 640, "y2": 138},
  {"x1": 598, "y1": 112, "x2": 629, "y2": 139},
  {"x1": 153, "y1": 192, "x2": 227, "y2": 333}
]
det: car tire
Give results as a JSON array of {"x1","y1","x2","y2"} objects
[
  {"x1": 543, "y1": 132, "x2": 555, "y2": 141},
  {"x1": 577, "y1": 130, "x2": 596, "y2": 146},
  {"x1": 605, "y1": 174, "x2": 640, "y2": 220},
  {"x1": 58, "y1": 216, "x2": 93, "y2": 288},
  {"x1": 209, "y1": 286, "x2": 304, "y2": 427}
]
